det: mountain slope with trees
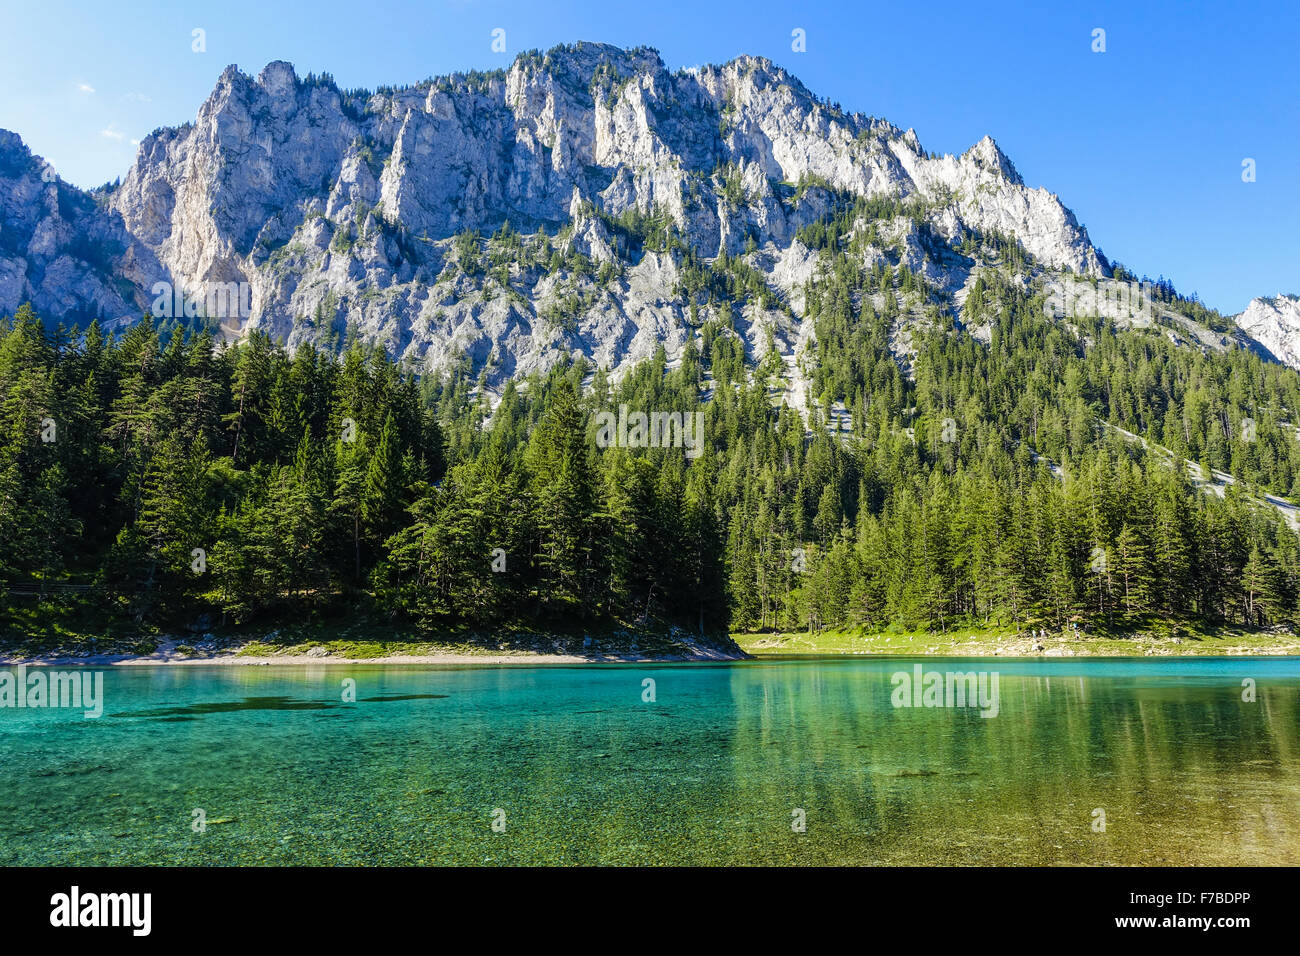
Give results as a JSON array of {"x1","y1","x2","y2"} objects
[
  {"x1": 4, "y1": 44, "x2": 1300, "y2": 652},
  {"x1": 4, "y1": 248, "x2": 1300, "y2": 649}
]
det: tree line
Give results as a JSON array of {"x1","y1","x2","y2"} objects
[
  {"x1": 4, "y1": 232, "x2": 1300, "y2": 641},
  {"x1": 0, "y1": 305, "x2": 725, "y2": 637}
]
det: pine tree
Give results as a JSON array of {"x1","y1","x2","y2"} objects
[{"x1": 1112, "y1": 523, "x2": 1152, "y2": 616}]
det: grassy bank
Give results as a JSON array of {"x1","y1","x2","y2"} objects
[
  {"x1": 8, "y1": 598, "x2": 1298, "y2": 661},
  {"x1": 733, "y1": 621, "x2": 1300, "y2": 657},
  {"x1": 0, "y1": 600, "x2": 744, "y2": 662}
]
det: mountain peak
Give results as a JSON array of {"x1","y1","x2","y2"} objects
[
  {"x1": 257, "y1": 60, "x2": 299, "y2": 89},
  {"x1": 515, "y1": 41, "x2": 665, "y2": 82},
  {"x1": 724, "y1": 53, "x2": 782, "y2": 75},
  {"x1": 0, "y1": 128, "x2": 145, "y2": 322},
  {"x1": 3, "y1": 42, "x2": 1145, "y2": 384},
  {"x1": 0, "y1": 128, "x2": 27, "y2": 156},
  {"x1": 963, "y1": 134, "x2": 1022, "y2": 185},
  {"x1": 1236, "y1": 295, "x2": 1300, "y2": 369}
]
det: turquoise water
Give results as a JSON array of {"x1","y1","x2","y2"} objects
[{"x1": 2, "y1": 657, "x2": 1298, "y2": 865}]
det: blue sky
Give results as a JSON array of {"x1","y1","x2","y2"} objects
[{"x1": 1, "y1": 0, "x2": 1294, "y2": 313}]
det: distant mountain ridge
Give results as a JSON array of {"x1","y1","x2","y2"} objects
[{"x1": 0, "y1": 41, "x2": 1294, "y2": 389}]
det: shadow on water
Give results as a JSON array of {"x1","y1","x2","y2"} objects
[{"x1": 111, "y1": 693, "x2": 448, "y2": 719}]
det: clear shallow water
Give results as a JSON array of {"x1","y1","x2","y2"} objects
[{"x1": 1, "y1": 657, "x2": 1298, "y2": 865}]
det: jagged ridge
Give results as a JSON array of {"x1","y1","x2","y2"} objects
[{"x1": 3, "y1": 41, "x2": 1293, "y2": 391}]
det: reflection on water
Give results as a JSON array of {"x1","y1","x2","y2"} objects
[{"x1": 1, "y1": 657, "x2": 1297, "y2": 865}]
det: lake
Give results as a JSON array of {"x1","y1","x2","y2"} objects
[{"x1": 2, "y1": 657, "x2": 1298, "y2": 865}]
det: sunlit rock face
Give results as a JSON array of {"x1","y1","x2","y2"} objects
[
  {"x1": 1236, "y1": 296, "x2": 1300, "y2": 370},
  {"x1": 35, "y1": 40, "x2": 1281, "y2": 394}
]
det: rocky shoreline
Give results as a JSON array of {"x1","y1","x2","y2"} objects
[{"x1": 0, "y1": 630, "x2": 750, "y2": 667}]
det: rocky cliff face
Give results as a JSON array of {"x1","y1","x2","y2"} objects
[
  {"x1": 101, "y1": 44, "x2": 1111, "y2": 385},
  {"x1": 0, "y1": 130, "x2": 156, "y2": 327},
  {"x1": 1235, "y1": 296, "x2": 1300, "y2": 369},
  {"x1": 1, "y1": 41, "x2": 1291, "y2": 391}
]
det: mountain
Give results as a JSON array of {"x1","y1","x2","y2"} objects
[
  {"x1": 8, "y1": 43, "x2": 1300, "y2": 647},
  {"x1": 7, "y1": 44, "x2": 1106, "y2": 378},
  {"x1": 0, "y1": 130, "x2": 157, "y2": 327},
  {"x1": 1236, "y1": 295, "x2": 1300, "y2": 369},
  {"x1": 0, "y1": 41, "x2": 1294, "y2": 386}
]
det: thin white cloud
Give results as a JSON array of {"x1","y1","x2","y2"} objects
[
  {"x1": 77, "y1": 82, "x2": 95, "y2": 94},
  {"x1": 122, "y1": 92, "x2": 151, "y2": 103},
  {"x1": 101, "y1": 126, "x2": 125, "y2": 141}
]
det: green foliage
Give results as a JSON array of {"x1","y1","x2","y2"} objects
[
  {"x1": 717, "y1": 162, "x2": 748, "y2": 208},
  {"x1": 4, "y1": 243, "x2": 1300, "y2": 645},
  {"x1": 0, "y1": 306, "x2": 729, "y2": 637}
]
